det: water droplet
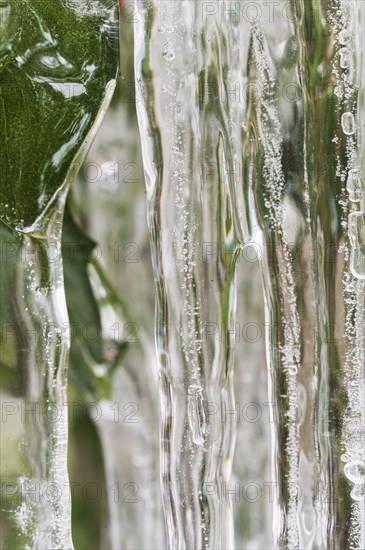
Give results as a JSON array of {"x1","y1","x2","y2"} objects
[
  {"x1": 341, "y1": 112, "x2": 356, "y2": 135},
  {"x1": 347, "y1": 169, "x2": 364, "y2": 202}
]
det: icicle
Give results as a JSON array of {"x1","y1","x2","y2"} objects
[
  {"x1": 1, "y1": 196, "x2": 74, "y2": 549},
  {"x1": 134, "y1": 1, "x2": 244, "y2": 547},
  {"x1": 240, "y1": 0, "x2": 365, "y2": 547}
]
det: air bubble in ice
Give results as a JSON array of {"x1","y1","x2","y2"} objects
[
  {"x1": 347, "y1": 169, "x2": 364, "y2": 202},
  {"x1": 15, "y1": 502, "x2": 32, "y2": 534},
  {"x1": 339, "y1": 29, "x2": 350, "y2": 45},
  {"x1": 163, "y1": 47, "x2": 175, "y2": 61},
  {"x1": 350, "y1": 485, "x2": 365, "y2": 502},
  {"x1": 187, "y1": 385, "x2": 206, "y2": 446},
  {"x1": 348, "y1": 212, "x2": 365, "y2": 279},
  {"x1": 344, "y1": 460, "x2": 365, "y2": 484},
  {"x1": 339, "y1": 47, "x2": 350, "y2": 69},
  {"x1": 341, "y1": 112, "x2": 356, "y2": 135}
]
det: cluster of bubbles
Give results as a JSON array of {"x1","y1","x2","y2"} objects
[{"x1": 339, "y1": 9, "x2": 365, "y2": 505}]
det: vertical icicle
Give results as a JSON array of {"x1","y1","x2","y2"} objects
[
  {"x1": 135, "y1": 1, "x2": 244, "y2": 547},
  {"x1": 243, "y1": 14, "x2": 303, "y2": 548},
  {"x1": 9, "y1": 198, "x2": 74, "y2": 549},
  {"x1": 241, "y1": 0, "x2": 365, "y2": 547},
  {"x1": 333, "y1": 0, "x2": 365, "y2": 546}
]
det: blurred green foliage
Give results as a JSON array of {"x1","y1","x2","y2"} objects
[{"x1": 0, "y1": 0, "x2": 117, "y2": 229}]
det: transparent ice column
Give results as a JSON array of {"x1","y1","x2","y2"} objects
[
  {"x1": 0, "y1": 201, "x2": 74, "y2": 549},
  {"x1": 134, "y1": 1, "x2": 245, "y2": 547},
  {"x1": 241, "y1": 0, "x2": 365, "y2": 547}
]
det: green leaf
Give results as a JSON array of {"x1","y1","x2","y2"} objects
[
  {"x1": 62, "y1": 200, "x2": 129, "y2": 401},
  {"x1": 0, "y1": 220, "x2": 20, "y2": 387},
  {"x1": 62, "y1": 200, "x2": 103, "y2": 365},
  {"x1": 0, "y1": 0, "x2": 118, "y2": 230}
]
